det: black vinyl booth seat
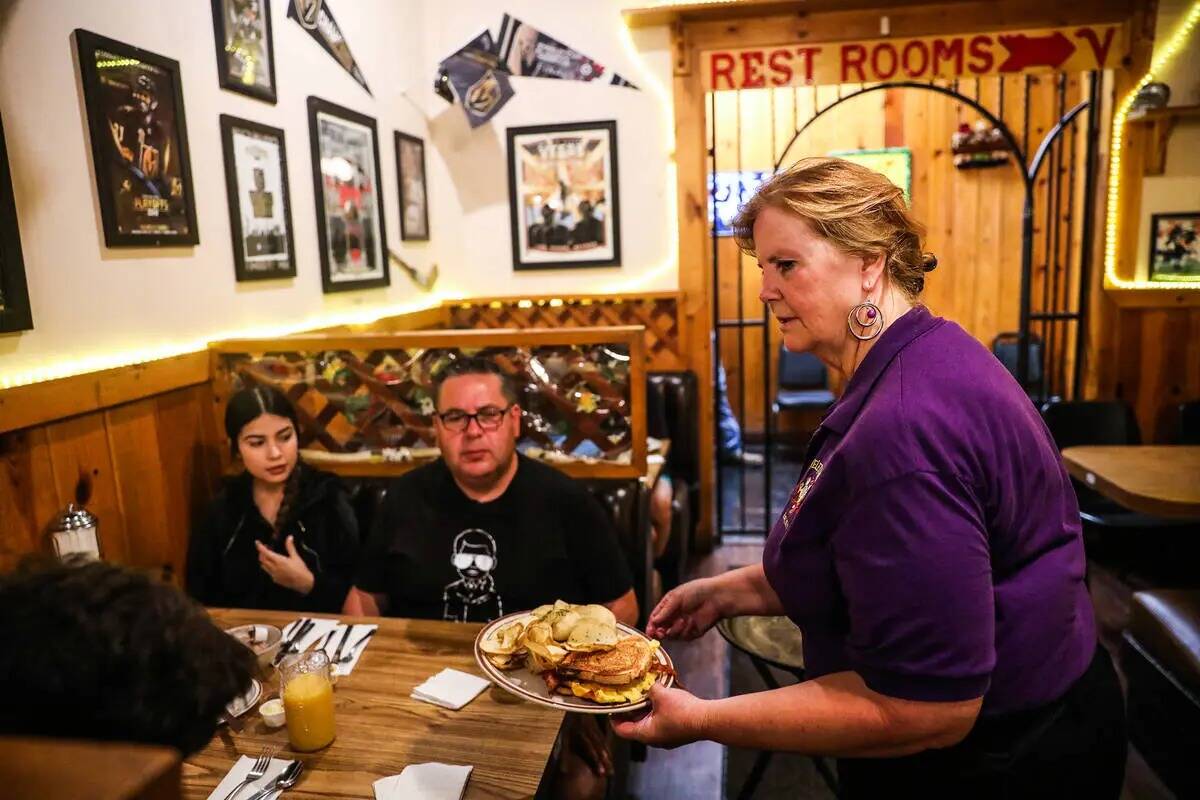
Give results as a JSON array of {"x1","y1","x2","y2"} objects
[
  {"x1": 1122, "y1": 589, "x2": 1200, "y2": 797},
  {"x1": 647, "y1": 371, "x2": 700, "y2": 589},
  {"x1": 773, "y1": 346, "x2": 835, "y2": 414}
]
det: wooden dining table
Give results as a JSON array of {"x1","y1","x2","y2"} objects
[
  {"x1": 1061, "y1": 445, "x2": 1200, "y2": 520},
  {"x1": 184, "y1": 609, "x2": 565, "y2": 800}
]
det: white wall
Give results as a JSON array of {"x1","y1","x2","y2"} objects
[{"x1": 0, "y1": 0, "x2": 676, "y2": 386}]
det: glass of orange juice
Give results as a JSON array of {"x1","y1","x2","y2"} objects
[{"x1": 279, "y1": 651, "x2": 336, "y2": 751}]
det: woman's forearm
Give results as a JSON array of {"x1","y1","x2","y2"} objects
[
  {"x1": 712, "y1": 564, "x2": 785, "y2": 618},
  {"x1": 697, "y1": 671, "x2": 980, "y2": 758}
]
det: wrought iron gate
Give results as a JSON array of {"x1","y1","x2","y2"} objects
[{"x1": 710, "y1": 73, "x2": 1103, "y2": 538}]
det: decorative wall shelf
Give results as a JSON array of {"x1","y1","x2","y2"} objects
[{"x1": 1127, "y1": 104, "x2": 1200, "y2": 175}]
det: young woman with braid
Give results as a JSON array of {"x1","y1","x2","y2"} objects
[{"x1": 187, "y1": 386, "x2": 360, "y2": 612}]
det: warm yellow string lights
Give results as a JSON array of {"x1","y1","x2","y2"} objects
[{"x1": 1104, "y1": 1, "x2": 1200, "y2": 290}]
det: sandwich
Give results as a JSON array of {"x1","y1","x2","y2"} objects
[{"x1": 551, "y1": 635, "x2": 660, "y2": 704}]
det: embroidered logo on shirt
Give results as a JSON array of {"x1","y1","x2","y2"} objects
[
  {"x1": 443, "y1": 528, "x2": 504, "y2": 622},
  {"x1": 782, "y1": 459, "x2": 823, "y2": 529}
]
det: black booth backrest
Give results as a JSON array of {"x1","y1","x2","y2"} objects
[
  {"x1": 647, "y1": 371, "x2": 698, "y2": 485},
  {"x1": 1040, "y1": 399, "x2": 1142, "y2": 450}
]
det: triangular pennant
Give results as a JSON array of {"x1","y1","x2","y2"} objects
[
  {"x1": 495, "y1": 13, "x2": 638, "y2": 89},
  {"x1": 288, "y1": 0, "x2": 371, "y2": 95},
  {"x1": 437, "y1": 30, "x2": 514, "y2": 127}
]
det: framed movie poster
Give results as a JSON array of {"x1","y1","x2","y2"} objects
[
  {"x1": 219, "y1": 115, "x2": 296, "y2": 281},
  {"x1": 74, "y1": 29, "x2": 199, "y2": 247},
  {"x1": 0, "y1": 114, "x2": 33, "y2": 333},
  {"x1": 1149, "y1": 212, "x2": 1200, "y2": 282},
  {"x1": 507, "y1": 120, "x2": 621, "y2": 270},
  {"x1": 211, "y1": 0, "x2": 278, "y2": 103},
  {"x1": 395, "y1": 131, "x2": 429, "y2": 241},
  {"x1": 306, "y1": 97, "x2": 389, "y2": 292}
]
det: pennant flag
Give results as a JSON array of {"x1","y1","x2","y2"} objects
[
  {"x1": 436, "y1": 30, "x2": 515, "y2": 128},
  {"x1": 288, "y1": 0, "x2": 371, "y2": 95},
  {"x1": 495, "y1": 14, "x2": 638, "y2": 89}
]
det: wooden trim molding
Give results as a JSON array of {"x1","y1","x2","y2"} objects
[{"x1": 0, "y1": 352, "x2": 209, "y2": 435}]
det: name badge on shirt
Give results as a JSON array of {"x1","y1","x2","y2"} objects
[{"x1": 782, "y1": 458, "x2": 823, "y2": 529}]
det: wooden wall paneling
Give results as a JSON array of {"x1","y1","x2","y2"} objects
[
  {"x1": 43, "y1": 414, "x2": 129, "y2": 564},
  {"x1": 104, "y1": 399, "x2": 173, "y2": 577},
  {"x1": 0, "y1": 428, "x2": 58, "y2": 571},
  {"x1": 672, "y1": 17, "x2": 717, "y2": 550},
  {"x1": 156, "y1": 384, "x2": 236, "y2": 585}
]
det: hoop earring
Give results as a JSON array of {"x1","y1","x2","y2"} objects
[{"x1": 847, "y1": 302, "x2": 884, "y2": 341}]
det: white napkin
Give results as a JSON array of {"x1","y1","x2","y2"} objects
[
  {"x1": 318, "y1": 623, "x2": 379, "y2": 676},
  {"x1": 374, "y1": 763, "x2": 473, "y2": 800},
  {"x1": 280, "y1": 617, "x2": 341, "y2": 659},
  {"x1": 411, "y1": 668, "x2": 490, "y2": 710},
  {"x1": 207, "y1": 755, "x2": 294, "y2": 800}
]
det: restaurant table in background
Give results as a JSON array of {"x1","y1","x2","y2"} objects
[
  {"x1": 1061, "y1": 446, "x2": 1200, "y2": 520},
  {"x1": 185, "y1": 609, "x2": 565, "y2": 800}
]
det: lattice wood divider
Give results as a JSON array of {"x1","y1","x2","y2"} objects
[{"x1": 446, "y1": 294, "x2": 686, "y2": 371}]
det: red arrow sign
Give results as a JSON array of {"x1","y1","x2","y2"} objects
[{"x1": 997, "y1": 31, "x2": 1075, "y2": 72}]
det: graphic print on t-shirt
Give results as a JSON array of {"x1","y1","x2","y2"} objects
[
  {"x1": 782, "y1": 458, "x2": 823, "y2": 530},
  {"x1": 442, "y1": 528, "x2": 504, "y2": 622}
]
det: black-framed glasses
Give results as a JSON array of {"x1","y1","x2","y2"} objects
[{"x1": 436, "y1": 405, "x2": 512, "y2": 432}]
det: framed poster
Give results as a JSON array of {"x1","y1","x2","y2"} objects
[
  {"x1": 827, "y1": 147, "x2": 912, "y2": 203},
  {"x1": 306, "y1": 97, "x2": 389, "y2": 292},
  {"x1": 1149, "y1": 212, "x2": 1200, "y2": 282},
  {"x1": 507, "y1": 120, "x2": 620, "y2": 270},
  {"x1": 219, "y1": 115, "x2": 296, "y2": 281},
  {"x1": 211, "y1": 0, "x2": 278, "y2": 103},
  {"x1": 395, "y1": 131, "x2": 429, "y2": 241},
  {"x1": 74, "y1": 29, "x2": 199, "y2": 247},
  {"x1": 0, "y1": 114, "x2": 32, "y2": 333}
]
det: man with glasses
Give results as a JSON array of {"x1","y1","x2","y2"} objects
[{"x1": 344, "y1": 357, "x2": 637, "y2": 626}]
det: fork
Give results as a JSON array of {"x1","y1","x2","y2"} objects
[{"x1": 222, "y1": 746, "x2": 275, "y2": 800}]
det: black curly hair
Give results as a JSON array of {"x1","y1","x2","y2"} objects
[{"x1": 0, "y1": 559, "x2": 254, "y2": 755}]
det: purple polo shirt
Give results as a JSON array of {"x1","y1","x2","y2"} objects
[{"x1": 763, "y1": 306, "x2": 1096, "y2": 715}]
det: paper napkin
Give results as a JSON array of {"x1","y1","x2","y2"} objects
[
  {"x1": 374, "y1": 763, "x2": 473, "y2": 800},
  {"x1": 207, "y1": 755, "x2": 294, "y2": 800},
  {"x1": 411, "y1": 668, "x2": 490, "y2": 710}
]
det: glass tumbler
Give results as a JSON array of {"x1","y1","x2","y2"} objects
[{"x1": 279, "y1": 650, "x2": 336, "y2": 751}]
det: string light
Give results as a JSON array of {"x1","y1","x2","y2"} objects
[{"x1": 1104, "y1": 1, "x2": 1200, "y2": 290}]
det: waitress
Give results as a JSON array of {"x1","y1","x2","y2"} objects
[{"x1": 614, "y1": 158, "x2": 1126, "y2": 797}]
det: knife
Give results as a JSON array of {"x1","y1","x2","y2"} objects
[
  {"x1": 331, "y1": 624, "x2": 354, "y2": 664},
  {"x1": 274, "y1": 618, "x2": 314, "y2": 665}
]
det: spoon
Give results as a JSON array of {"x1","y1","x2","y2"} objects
[{"x1": 244, "y1": 760, "x2": 304, "y2": 800}]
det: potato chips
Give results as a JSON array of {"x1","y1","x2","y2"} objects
[{"x1": 482, "y1": 600, "x2": 621, "y2": 671}]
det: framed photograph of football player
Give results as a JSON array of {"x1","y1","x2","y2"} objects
[
  {"x1": 395, "y1": 131, "x2": 429, "y2": 241},
  {"x1": 74, "y1": 29, "x2": 199, "y2": 247},
  {"x1": 211, "y1": 0, "x2": 278, "y2": 103},
  {"x1": 0, "y1": 113, "x2": 33, "y2": 333},
  {"x1": 306, "y1": 97, "x2": 389, "y2": 292},
  {"x1": 506, "y1": 120, "x2": 621, "y2": 270},
  {"x1": 219, "y1": 115, "x2": 296, "y2": 281}
]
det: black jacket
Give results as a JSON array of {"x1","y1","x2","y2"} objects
[{"x1": 187, "y1": 466, "x2": 360, "y2": 612}]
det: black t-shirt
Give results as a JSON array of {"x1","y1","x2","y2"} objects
[{"x1": 355, "y1": 455, "x2": 633, "y2": 623}]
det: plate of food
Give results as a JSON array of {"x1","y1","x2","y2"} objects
[
  {"x1": 474, "y1": 600, "x2": 675, "y2": 714},
  {"x1": 221, "y1": 677, "x2": 263, "y2": 722}
]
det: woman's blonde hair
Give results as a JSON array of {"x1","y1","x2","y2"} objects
[{"x1": 731, "y1": 157, "x2": 937, "y2": 298}]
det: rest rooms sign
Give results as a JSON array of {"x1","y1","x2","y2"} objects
[{"x1": 702, "y1": 25, "x2": 1125, "y2": 89}]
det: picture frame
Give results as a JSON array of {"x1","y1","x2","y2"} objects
[
  {"x1": 506, "y1": 120, "x2": 621, "y2": 270},
  {"x1": 74, "y1": 29, "x2": 200, "y2": 247},
  {"x1": 395, "y1": 131, "x2": 429, "y2": 241},
  {"x1": 0, "y1": 113, "x2": 33, "y2": 333},
  {"x1": 219, "y1": 115, "x2": 296, "y2": 281},
  {"x1": 306, "y1": 97, "x2": 389, "y2": 293},
  {"x1": 211, "y1": 0, "x2": 278, "y2": 104},
  {"x1": 1148, "y1": 211, "x2": 1200, "y2": 282}
]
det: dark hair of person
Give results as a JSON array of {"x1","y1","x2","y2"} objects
[
  {"x1": 432, "y1": 356, "x2": 518, "y2": 408},
  {"x1": 0, "y1": 559, "x2": 255, "y2": 756},
  {"x1": 224, "y1": 385, "x2": 300, "y2": 457}
]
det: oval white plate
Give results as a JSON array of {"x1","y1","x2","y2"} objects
[
  {"x1": 223, "y1": 678, "x2": 263, "y2": 721},
  {"x1": 473, "y1": 611, "x2": 674, "y2": 715}
]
